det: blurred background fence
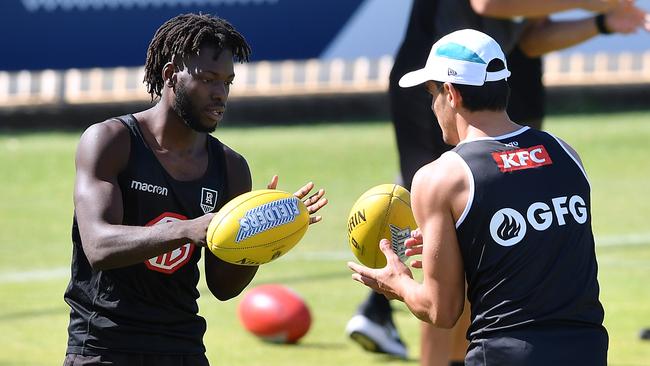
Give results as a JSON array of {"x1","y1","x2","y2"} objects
[
  {"x1": 2, "y1": 52, "x2": 650, "y2": 107},
  {"x1": 1, "y1": 51, "x2": 650, "y2": 128}
]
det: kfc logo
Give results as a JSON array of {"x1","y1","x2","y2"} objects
[
  {"x1": 492, "y1": 145, "x2": 552, "y2": 172},
  {"x1": 144, "y1": 212, "x2": 195, "y2": 274}
]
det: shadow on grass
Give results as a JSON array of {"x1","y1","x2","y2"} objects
[{"x1": 264, "y1": 341, "x2": 345, "y2": 350}]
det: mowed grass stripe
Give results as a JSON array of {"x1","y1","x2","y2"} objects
[{"x1": 1, "y1": 232, "x2": 648, "y2": 284}]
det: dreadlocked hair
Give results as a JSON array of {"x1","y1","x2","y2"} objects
[{"x1": 143, "y1": 13, "x2": 251, "y2": 99}]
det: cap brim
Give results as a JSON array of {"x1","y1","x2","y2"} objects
[{"x1": 398, "y1": 69, "x2": 433, "y2": 88}]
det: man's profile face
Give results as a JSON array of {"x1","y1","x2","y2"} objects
[
  {"x1": 425, "y1": 81, "x2": 458, "y2": 145},
  {"x1": 172, "y1": 45, "x2": 235, "y2": 133}
]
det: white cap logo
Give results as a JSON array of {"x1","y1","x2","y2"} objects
[{"x1": 489, "y1": 208, "x2": 526, "y2": 246}]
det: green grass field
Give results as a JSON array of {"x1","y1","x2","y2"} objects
[{"x1": 1, "y1": 112, "x2": 649, "y2": 365}]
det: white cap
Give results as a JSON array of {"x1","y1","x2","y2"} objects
[{"x1": 399, "y1": 29, "x2": 511, "y2": 88}]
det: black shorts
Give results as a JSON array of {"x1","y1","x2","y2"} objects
[
  {"x1": 465, "y1": 326, "x2": 608, "y2": 366},
  {"x1": 63, "y1": 352, "x2": 210, "y2": 366}
]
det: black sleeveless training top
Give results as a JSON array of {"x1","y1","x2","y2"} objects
[
  {"x1": 64, "y1": 114, "x2": 228, "y2": 355},
  {"x1": 452, "y1": 127, "x2": 606, "y2": 340}
]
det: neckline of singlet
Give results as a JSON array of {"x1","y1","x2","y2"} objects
[
  {"x1": 127, "y1": 114, "x2": 215, "y2": 184},
  {"x1": 456, "y1": 126, "x2": 530, "y2": 146}
]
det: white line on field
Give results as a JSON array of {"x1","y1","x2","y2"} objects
[
  {"x1": 1, "y1": 233, "x2": 648, "y2": 284},
  {"x1": 0, "y1": 267, "x2": 69, "y2": 284},
  {"x1": 595, "y1": 232, "x2": 650, "y2": 247}
]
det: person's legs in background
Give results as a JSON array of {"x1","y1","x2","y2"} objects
[
  {"x1": 506, "y1": 47, "x2": 545, "y2": 129},
  {"x1": 345, "y1": 291, "x2": 407, "y2": 357},
  {"x1": 345, "y1": 36, "x2": 448, "y2": 359},
  {"x1": 420, "y1": 297, "x2": 470, "y2": 366}
]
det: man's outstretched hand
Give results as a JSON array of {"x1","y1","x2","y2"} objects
[{"x1": 267, "y1": 175, "x2": 328, "y2": 225}]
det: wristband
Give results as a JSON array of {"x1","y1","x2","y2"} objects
[{"x1": 595, "y1": 14, "x2": 611, "y2": 35}]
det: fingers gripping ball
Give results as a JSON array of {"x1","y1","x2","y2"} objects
[
  {"x1": 238, "y1": 284, "x2": 312, "y2": 344},
  {"x1": 207, "y1": 189, "x2": 310, "y2": 266},
  {"x1": 347, "y1": 184, "x2": 417, "y2": 268}
]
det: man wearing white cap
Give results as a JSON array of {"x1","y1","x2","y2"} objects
[{"x1": 348, "y1": 29, "x2": 607, "y2": 365}]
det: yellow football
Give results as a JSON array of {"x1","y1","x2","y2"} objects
[
  {"x1": 207, "y1": 189, "x2": 309, "y2": 266},
  {"x1": 347, "y1": 184, "x2": 417, "y2": 268}
]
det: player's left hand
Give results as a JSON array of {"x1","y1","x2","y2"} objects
[
  {"x1": 347, "y1": 239, "x2": 414, "y2": 300},
  {"x1": 405, "y1": 228, "x2": 424, "y2": 269},
  {"x1": 266, "y1": 175, "x2": 328, "y2": 225}
]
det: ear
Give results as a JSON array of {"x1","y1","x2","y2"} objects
[
  {"x1": 162, "y1": 61, "x2": 176, "y2": 88},
  {"x1": 444, "y1": 83, "x2": 463, "y2": 109}
]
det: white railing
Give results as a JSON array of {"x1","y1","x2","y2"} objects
[{"x1": 1, "y1": 52, "x2": 649, "y2": 108}]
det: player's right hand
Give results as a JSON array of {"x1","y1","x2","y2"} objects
[{"x1": 267, "y1": 175, "x2": 328, "y2": 225}]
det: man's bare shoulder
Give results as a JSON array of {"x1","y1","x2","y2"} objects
[
  {"x1": 76, "y1": 118, "x2": 131, "y2": 174},
  {"x1": 211, "y1": 138, "x2": 251, "y2": 196},
  {"x1": 79, "y1": 118, "x2": 130, "y2": 148},
  {"x1": 414, "y1": 151, "x2": 467, "y2": 192},
  {"x1": 217, "y1": 140, "x2": 244, "y2": 161}
]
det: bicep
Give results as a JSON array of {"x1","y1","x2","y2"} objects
[
  {"x1": 411, "y1": 163, "x2": 466, "y2": 322},
  {"x1": 74, "y1": 123, "x2": 128, "y2": 243},
  {"x1": 418, "y1": 208, "x2": 465, "y2": 306}
]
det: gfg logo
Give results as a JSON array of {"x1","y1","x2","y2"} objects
[{"x1": 490, "y1": 195, "x2": 588, "y2": 247}]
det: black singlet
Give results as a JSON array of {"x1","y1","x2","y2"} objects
[
  {"x1": 64, "y1": 114, "x2": 228, "y2": 355},
  {"x1": 452, "y1": 127, "x2": 607, "y2": 365}
]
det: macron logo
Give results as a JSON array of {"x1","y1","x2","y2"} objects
[{"x1": 131, "y1": 180, "x2": 168, "y2": 196}]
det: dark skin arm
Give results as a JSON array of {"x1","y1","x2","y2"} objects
[
  {"x1": 74, "y1": 120, "x2": 214, "y2": 270},
  {"x1": 204, "y1": 147, "x2": 257, "y2": 301}
]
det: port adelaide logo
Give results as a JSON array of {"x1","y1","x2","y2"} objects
[
  {"x1": 236, "y1": 197, "x2": 301, "y2": 242},
  {"x1": 201, "y1": 188, "x2": 218, "y2": 214}
]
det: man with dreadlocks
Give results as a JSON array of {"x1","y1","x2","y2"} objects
[{"x1": 62, "y1": 13, "x2": 327, "y2": 365}]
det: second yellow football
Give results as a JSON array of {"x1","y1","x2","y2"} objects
[{"x1": 347, "y1": 184, "x2": 417, "y2": 268}]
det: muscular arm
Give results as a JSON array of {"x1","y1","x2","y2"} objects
[
  {"x1": 519, "y1": 2, "x2": 649, "y2": 57},
  {"x1": 348, "y1": 155, "x2": 466, "y2": 328},
  {"x1": 74, "y1": 120, "x2": 211, "y2": 270},
  {"x1": 470, "y1": 0, "x2": 617, "y2": 18},
  {"x1": 401, "y1": 156, "x2": 466, "y2": 327},
  {"x1": 518, "y1": 17, "x2": 599, "y2": 57},
  {"x1": 203, "y1": 147, "x2": 258, "y2": 301}
]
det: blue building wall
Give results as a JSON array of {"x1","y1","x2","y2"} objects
[
  {"x1": 0, "y1": 0, "x2": 364, "y2": 70},
  {"x1": 2, "y1": 0, "x2": 648, "y2": 71}
]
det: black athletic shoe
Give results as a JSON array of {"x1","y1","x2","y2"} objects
[{"x1": 640, "y1": 328, "x2": 650, "y2": 340}]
